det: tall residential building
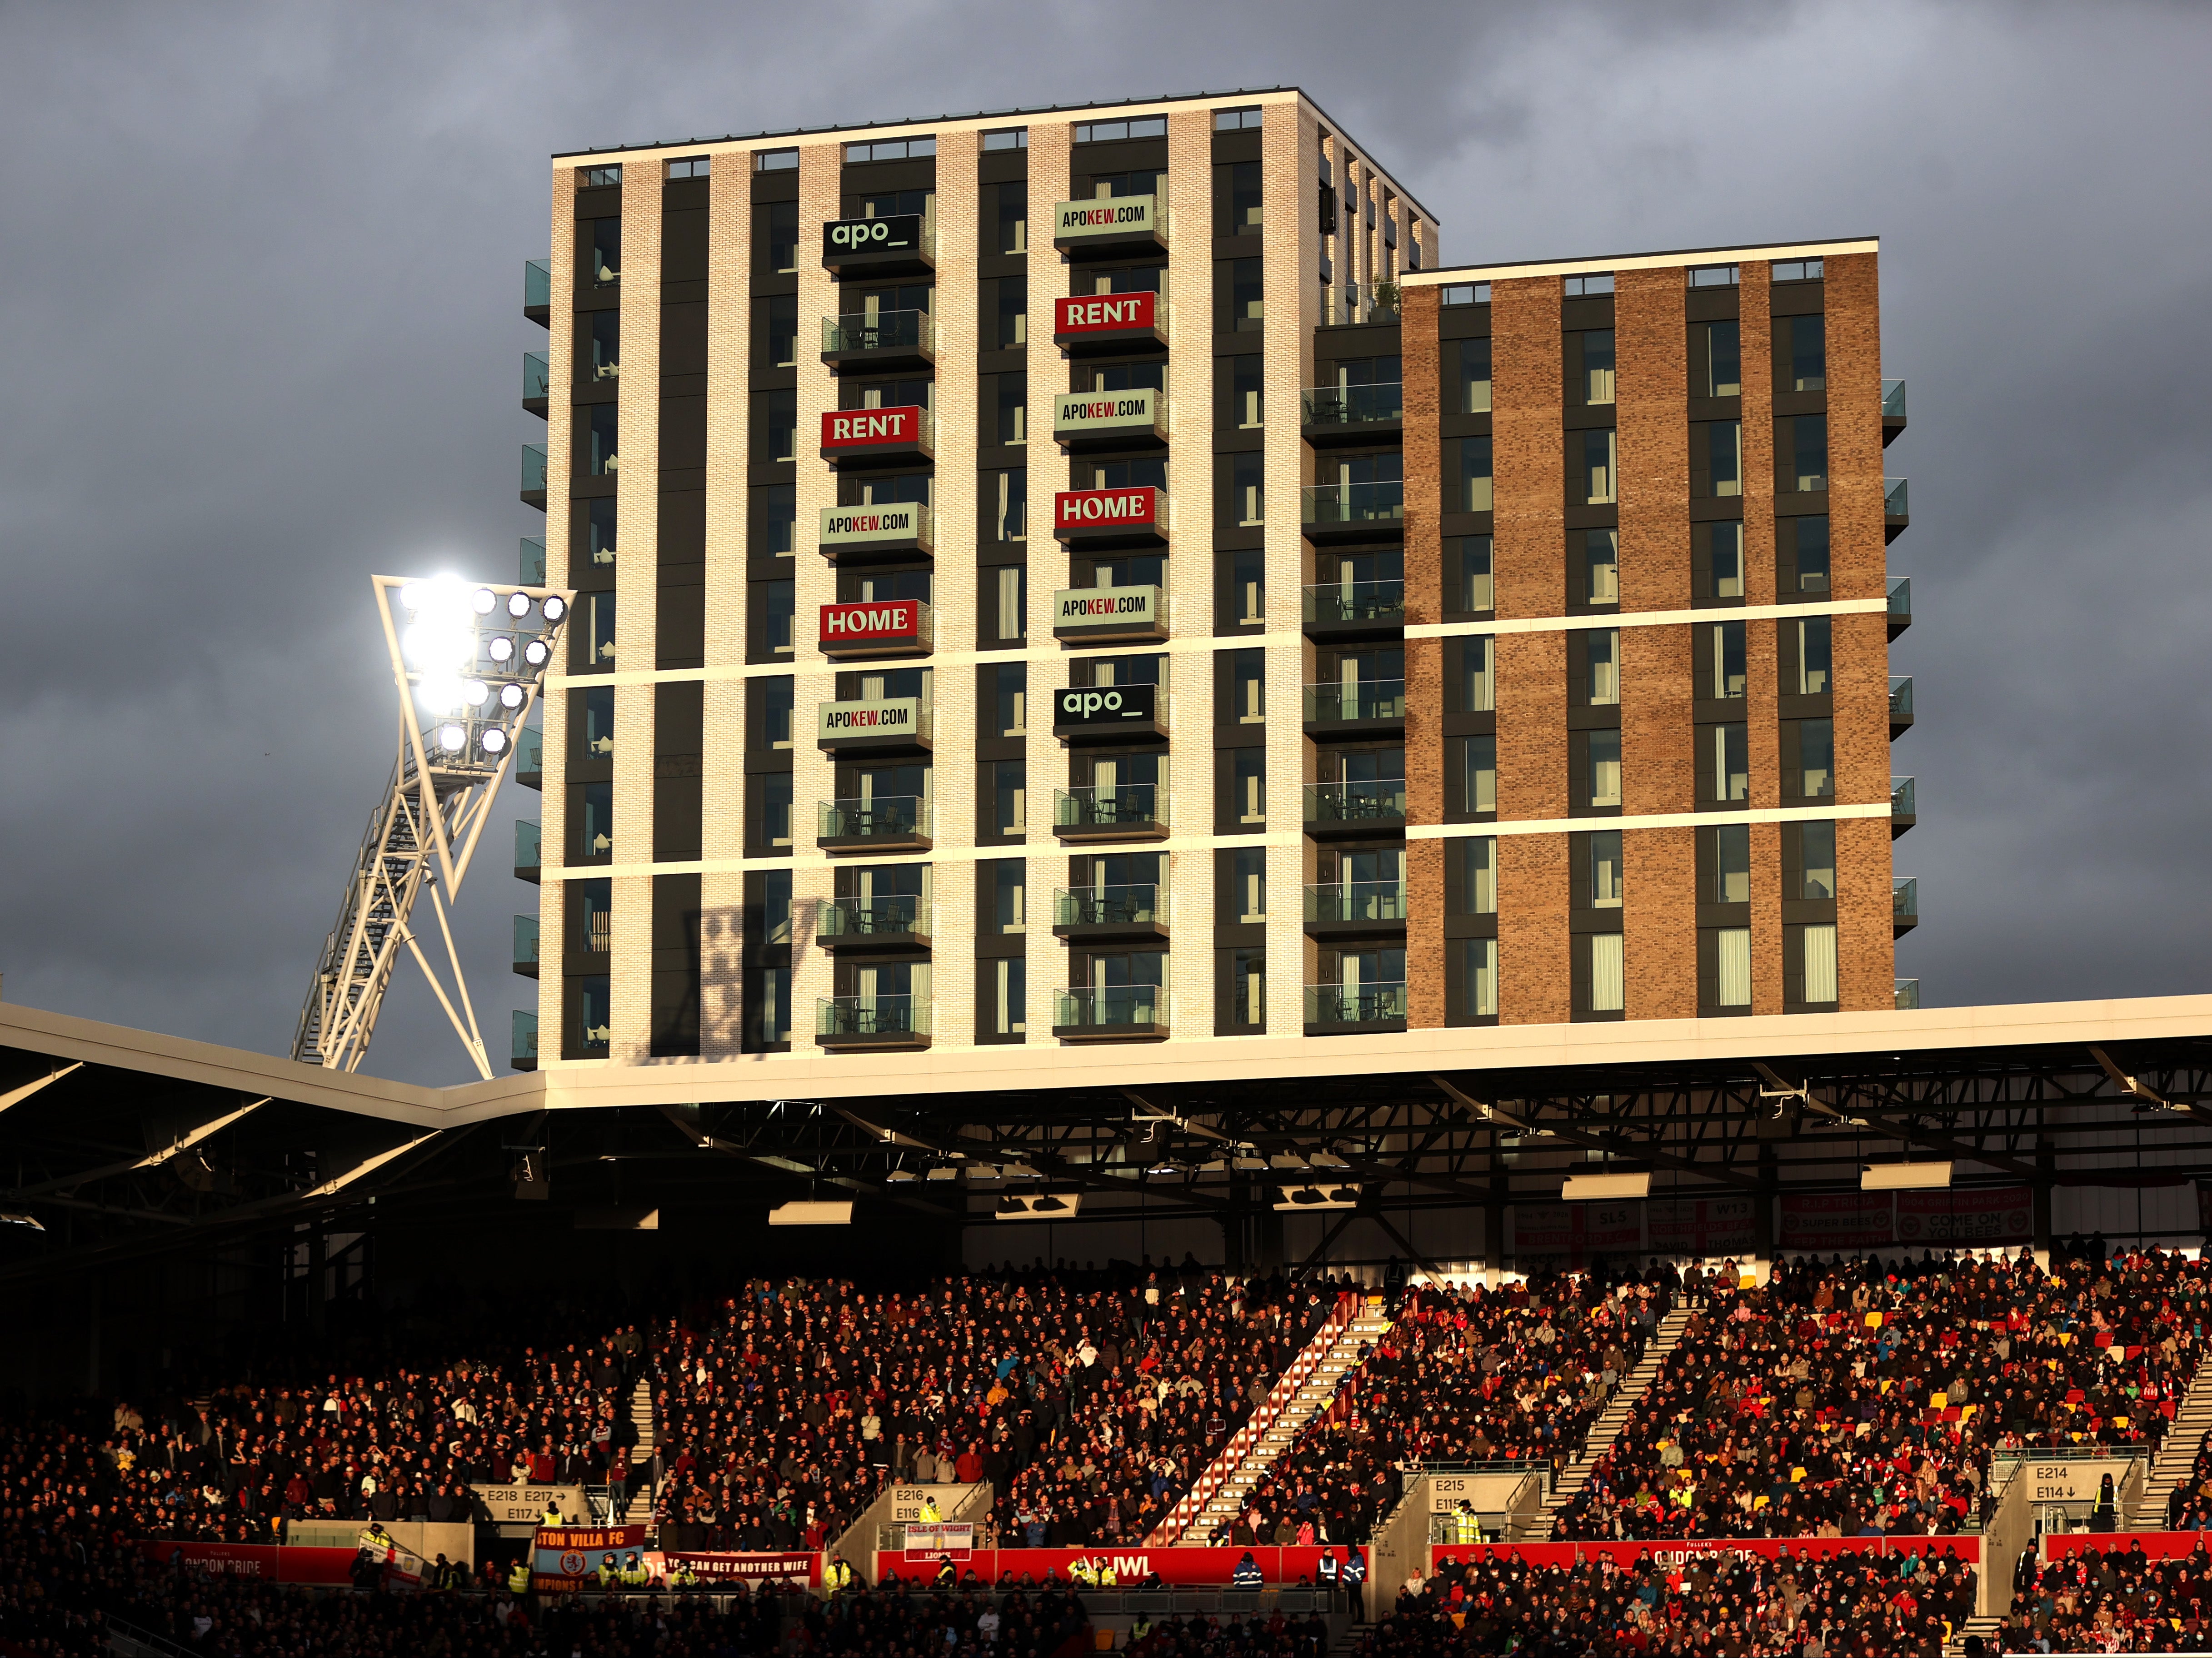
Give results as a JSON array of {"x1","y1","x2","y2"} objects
[{"x1": 513, "y1": 89, "x2": 1912, "y2": 1071}]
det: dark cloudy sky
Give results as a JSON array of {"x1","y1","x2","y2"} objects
[{"x1": 1, "y1": 1, "x2": 2206, "y2": 1086}]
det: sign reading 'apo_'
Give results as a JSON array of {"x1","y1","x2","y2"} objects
[
  {"x1": 1054, "y1": 682, "x2": 1158, "y2": 734},
  {"x1": 820, "y1": 214, "x2": 926, "y2": 260}
]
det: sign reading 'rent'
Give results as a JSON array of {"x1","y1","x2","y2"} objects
[
  {"x1": 1055, "y1": 291, "x2": 1158, "y2": 338},
  {"x1": 821, "y1": 406, "x2": 925, "y2": 449}
]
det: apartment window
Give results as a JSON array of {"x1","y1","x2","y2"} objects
[
  {"x1": 1229, "y1": 749, "x2": 1265, "y2": 826},
  {"x1": 1226, "y1": 948, "x2": 1265, "y2": 1029},
  {"x1": 1706, "y1": 622, "x2": 1746, "y2": 699},
  {"x1": 1688, "y1": 263, "x2": 1739, "y2": 288},
  {"x1": 845, "y1": 136, "x2": 935, "y2": 161},
  {"x1": 1783, "y1": 515, "x2": 1830, "y2": 593},
  {"x1": 1588, "y1": 830, "x2": 1624, "y2": 908},
  {"x1": 1460, "y1": 435, "x2": 1494, "y2": 512},
  {"x1": 1227, "y1": 648, "x2": 1265, "y2": 724},
  {"x1": 758, "y1": 678, "x2": 794, "y2": 749},
  {"x1": 585, "y1": 404, "x2": 619, "y2": 476},
  {"x1": 1226, "y1": 548, "x2": 1264, "y2": 627},
  {"x1": 1584, "y1": 933, "x2": 1625, "y2": 1013},
  {"x1": 1458, "y1": 338, "x2": 1492, "y2": 414},
  {"x1": 1708, "y1": 723, "x2": 1748, "y2": 802},
  {"x1": 989, "y1": 470, "x2": 1027, "y2": 546},
  {"x1": 1583, "y1": 629, "x2": 1621, "y2": 706},
  {"x1": 1794, "y1": 617, "x2": 1833, "y2": 695},
  {"x1": 1578, "y1": 428, "x2": 1617, "y2": 506},
  {"x1": 994, "y1": 182, "x2": 1028, "y2": 256},
  {"x1": 1713, "y1": 929, "x2": 1753, "y2": 1008},
  {"x1": 1219, "y1": 161, "x2": 1263, "y2": 234},
  {"x1": 990, "y1": 957, "x2": 1028, "y2": 1038},
  {"x1": 1456, "y1": 734, "x2": 1497, "y2": 815},
  {"x1": 990, "y1": 564, "x2": 1027, "y2": 641},
  {"x1": 1790, "y1": 718, "x2": 1836, "y2": 799},
  {"x1": 983, "y1": 127, "x2": 1028, "y2": 150},
  {"x1": 585, "y1": 217, "x2": 621, "y2": 288},
  {"x1": 1230, "y1": 847, "x2": 1267, "y2": 921},
  {"x1": 1455, "y1": 537, "x2": 1494, "y2": 613},
  {"x1": 584, "y1": 592, "x2": 617, "y2": 668},
  {"x1": 1692, "y1": 320, "x2": 1741, "y2": 398},
  {"x1": 1779, "y1": 314, "x2": 1828, "y2": 392},
  {"x1": 751, "y1": 772, "x2": 793, "y2": 851},
  {"x1": 568, "y1": 975, "x2": 612, "y2": 1058},
  {"x1": 579, "y1": 686, "x2": 615, "y2": 757},
  {"x1": 760, "y1": 578, "x2": 794, "y2": 656},
  {"x1": 761, "y1": 294, "x2": 797, "y2": 368},
  {"x1": 754, "y1": 148, "x2": 797, "y2": 172},
  {"x1": 1575, "y1": 329, "x2": 1617, "y2": 406},
  {"x1": 1214, "y1": 105, "x2": 1264, "y2": 130},
  {"x1": 1461, "y1": 939, "x2": 1499, "y2": 1019},
  {"x1": 988, "y1": 860, "x2": 1027, "y2": 934},
  {"x1": 989, "y1": 761, "x2": 1027, "y2": 836},
  {"x1": 1441, "y1": 283, "x2": 1491, "y2": 306},
  {"x1": 1075, "y1": 117, "x2": 1166, "y2": 141},
  {"x1": 1773, "y1": 259, "x2": 1824, "y2": 283},
  {"x1": 751, "y1": 483, "x2": 795, "y2": 556},
  {"x1": 994, "y1": 276, "x2": 1027, "y2": 349},
  {"x1": 1800, "y1": 819, "x2": 1837, "y2": 899},
  {"x1": 1581, "y1": 529, "x2": 1619, "y2": 605},
  {"x1": 580, "y1": 164, "x2": 622, "y2": 188},
  {"x1": 1709, "y1": 823, "x2": 1750, "y2": 902},
  {"x1": 989, "y1": 662, "x2": 1027, "y2": 736},
  {"x1": 1800, "y1": 925, "x2": 1839, "y2": 1005},
  {"x1": 1453, "y1": 837, "x2": 1497, "y2": 915},
  {"x1": 750, "y1": 388, "x2": 796, "y2": 465},
  {"x1": 1781, "y1": 414, "x2": 1828, "y2": 493},
  {"x1": 665, "y1": 155, "x2": 710, "y2": 179},
  {"x1": 1563, "y1": 273, "x2": 1613, "y2": 297},
  {"x1": 1222, "y1": 258, "x2": 1263, "y2": 332},
  {"x1": 1223, "y1": 452, "x2": 1264, "y2": 527},
  {"x1": 1455, "y1": 636, "x2": 1493, "y2": 713},
  {"x1": 1218, "y1": 355, "x2": 1263, "y2": 430},
  {"x1": 992, "y1": 372, "x2": 1027, "y2": 446},
  {"x1": 1696, "y1": 520, "x2": 1745, "y2": 600},
  {"x1": 583, "y1": 498, "x2": 618, "y2": 569},
  {"x1": 581, "y1": 309, "x2": 620, "y2": 383},
  {"x1": 1691, "y1": 421, "x2": 1742, "y2": 498},
  {"x1": 1585, "y1": 729, "x2": 1622, "y2": 808}
]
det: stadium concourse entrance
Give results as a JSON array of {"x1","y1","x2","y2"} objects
[{"x1": 4, "y1": 993, "x2": 2212, "y2": 1400}]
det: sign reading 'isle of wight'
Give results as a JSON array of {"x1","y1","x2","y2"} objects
[
  {"x1": 1053, "y1": 195, "x2": 1162, "y2": 243},
  {"x1": 1054, "y1": 388, "x2": 1161, "y2": 438}
]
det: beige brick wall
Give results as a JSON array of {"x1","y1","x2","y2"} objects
[
  {"x1": 536, "y1": 173, "x2": 577, "y2": 1055},
  {"x1": 1024, "y1": 119, "x2": 1072, "y2": 1042}
]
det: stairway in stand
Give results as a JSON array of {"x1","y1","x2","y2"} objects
[
  {"x1": 2128, "y1": 1348, "x2": 2212, "y2": 1529},
  {"x1": 1150, "y1": 1297, "x2": 1396, "y2": 1546},
  {"x1": 1533, "y1": 1304, "x2": 1694, "y2": 1537},
  {"x1": 620, "y1": 1374, "x2": 658, "y2": 1524}
]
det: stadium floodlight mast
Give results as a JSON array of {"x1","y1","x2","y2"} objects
[{"x1": 292, "y1": 573, "x2": 572, "y2": 1080}]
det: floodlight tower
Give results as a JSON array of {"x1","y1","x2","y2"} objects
[{"x1": 293, "y1": 574, "x2": 571, "y2": 1080}]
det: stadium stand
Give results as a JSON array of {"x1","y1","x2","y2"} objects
[{"x1": 1999, "y1": 1539, "x2": 2212, "y2": 1653}]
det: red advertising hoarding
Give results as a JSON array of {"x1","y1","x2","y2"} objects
[
  {"x1": 820, "y1": 600, "x2": 925, "y2": 652},
  {"x1": 821, "y1": 406, "x2": 925, "y2": 450},
  {"x1": 1514, "y1": 1201, "x2": 1642, "y2": 1270},
  {"x1": 1433, "y1": 1535, "x2": 1980, "y2": 1574},
  {"x1": 879, "y1": 1546, "x2": 1358, "y2": 1586},
  {"x1": 1053, "y1": 487, "x2": 1162, "y2": 536},
  {"x1": 135, "y1": 1541, "x2": 359, "y2": 1585},
  {"x1": 1779, "y1": 1191, "x2": 1900, "y2": 1252},
  {"x1": 1648, "y1": 1195, "x2": 1761, "y2": 1259},
  {"x1": 2045, "y1": 1532, "x2": 2212, "y2": 1565},
  {"x1": 1895, "y1": 1185, "x2": 2033, "y2": 1245}
]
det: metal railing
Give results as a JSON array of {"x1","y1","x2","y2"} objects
[
  {"x1": 1894, "y1": 979, "x2": 1921, "y2": 1011},
  {"x1": 823, "y1": 309, "x2": 934, "y2": 356},
  {"x1": 1306, "y1": 982, "x2": 1410, "y2": 1025},
  {"x1": 1894, "y1": 877, "x2": 1918, "y2": 920},
  {"x1": 512, "y1": 914, "x2": 539, "y2": 973},
  {"x1": 1885, "y1": 476, "x2": 1909, "y2": 518},
  {"x1": 1303, "y1": 481, "x2": 1405, "y2": 528},
  {"x1": 1890, "y1": 676, "x2": 1915, "y2": 723},
  {"x1": 818, "y1": 995, "x2": 929, "y2": 1039},
  {"x1": 1054, "y1": 785, "x2": 1163, "y2": 831},
  {"x1": 514, "y1": 820, "x2": 540, "y2": 877},
  {"x1": 520, "y1": 536, "x2": 545, "y2": 584},
  {"x1": 521, "y1": 445, "x2": 546, "y2": 497},
  {"x1": 515, "y1": 724, "x2": 543, "y2": 777},
  {"x1": 1326, "y1": 282, "x2": 1401, "y2": 326},
  {"x1": 819, "y1": 897, "x2": 930, "y2": 940},
  {"x1": 1887, "y1": 576, "x2": 1912, "y2": 625},
  {"x1": 524, "y1": 258, "x2": 551, "y2": 313},
  {"x1": 1882, "y1": 378, "x2": 1907, "y2": 419},
  {"x1": 1891, "y1": 776, "x2": 1916, "y2": 819},
  {"x1": 1054, "y1": 986, "x2": 1168, "y2": 1030},
  {"x1": 1303, "y1": 679, "x2": 1406, "y2": 722},
  {"x1": 1303, "y1": 579, "x2": 1405, "y2": 626},
  {"x1": 1304, "y1": 881, "x2": 1408, "y2": 924},
  {"x1": 1304, "y1": 780, "x2": 1408, "y2": 825},
  {"x1": 523, "y1": 351, "x2": 549, "y2": 403},
  {"x1": 818, "y1": 797, "x2": 932, "y2": 842},
  {"x1": 1302, "y1": 382, "x2": 1404, "y2": 427},
  {"x1": 1053, "y1": 884, "x2": 1167, "y2": 928}
]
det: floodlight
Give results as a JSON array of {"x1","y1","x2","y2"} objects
[
  {"x1": 436, "y1": 724, "x2": 466, "y2": 752},
  {"x1": 417, "y1": 677, "x2": 464, "y2": 713},
  {"x1": 523, "y1": 639, "x2": 550, "y2": 667},
  {"x1": 472, "y1": 588, "x2": 497, "y2": 615},
  {"x1": 487, "y1": 636, "x2": 514, "y2": 663},
  {"x1": 480, "y1": 728, "x2": 507, "y2": 755},
  {"x1": 506, "y1": 591, "x2": 532, "y2": 618},
  {"x1": 541, "y1": 595, "x2": 567, "y2": 622},
  {"x1": 463, "y1": 680, "x2": 490, "y2": 707},
  {"x1": 499, "y1": 683, "x2": 525, "y2": 710}
]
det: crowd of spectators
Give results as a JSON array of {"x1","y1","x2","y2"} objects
[
  {"x1": 1998, "y1": 1539, "x2": 2212, "y2": 1653},
  {"x1": 1215, "y1": 1270, "x2": 1666, "y2": 1548},
  {"x1": 1385, "y1": 1543, "x2": 1975, "y2": 1657},
  {"x1": 1555, "y1": 1247, "x2": 2212, "y2": 1542}
]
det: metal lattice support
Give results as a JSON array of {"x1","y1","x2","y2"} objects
[{"x1": 293, "y1": 574, "x2": 569, "y2": 1080}]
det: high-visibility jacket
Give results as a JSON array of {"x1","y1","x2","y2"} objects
[
  {"x1": 1232, "y1": 1559, "x2": 1264, "y2": 1587},
  {"x1": 598, "y1": 1563, "x2": 619, "y2": 1588},
  {"x1": 827, "y1": 1560, "x2": 856, "y2": 1590},
  {"x1": 1097, "y1": 1563, "x2": 1118, "y2": 1587},
  {"x1": 621, "y1": 1564, "x2": 650, "y2": 1588},
  {"x1": 918, "y1": 1498, "x2": 943, "y2": 1523},
  {"x1": 507, "y1": 1561, "x2": 532, "y2": 1594},
  {"x1": 1344, "y1": 1553, "x2": 1367, "y2": 1586},
  {"x1": 1451, "y1": 1509, "x2": 1481, "y2": 1543},
  {"x1": 1318, "y1": 1555, "x2": 1340, "y2": 1585}
]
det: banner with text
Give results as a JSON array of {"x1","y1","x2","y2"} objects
[
  {"x1": 648, "y1": 1550, "x2": 820, "y2": 1586},
  {"x1": 532, "y1": 1524, "x2": 649, "y2": 1593},
  {"x1": 1513, "y1": 1201, "x2": 1642, "y2": 1270},
  {"x1": 1779, "y1": 1191, "x2": 1900, "y2": 1252},
  {"x1": 1648, "y1": 1196, "x2": 1761, "y2": 1260},
  {"x1": 881, "y1": 1546, "x2": 1357, "y2": 1587},
  {"x1": 135, "y1": 1542, "x2": 359, "y2": 1586}
]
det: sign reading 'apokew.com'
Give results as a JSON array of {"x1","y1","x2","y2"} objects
[
  {"x1": 1052, "y1": 195, "x2": 1163, "y2": 244},
  {"x1": 1052, "y1": 584, "x2": 1162, "y2": 639},
  {"x1": 1053, "y1": 387, "x2": 1162, "y2": 439}
]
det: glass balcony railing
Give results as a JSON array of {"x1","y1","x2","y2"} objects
[
  {"x1": 1325, "y1": 283, "x2": 1401, "y2": 327},
  {"x1": 1894, "y1": 877, "x2": 1918, "y2": 921},
  {"x1": 1891, "y1": 777, "x2": 1916, "y2": 820},
  {"x1": 1053, "y1": 786, "x2": 1164, "y2": 831},
  {"x1": 1304, "y1": 881, "x2": 1408, "y2": 925},
  {"x1": 512, "y1": 914, "x2": 539, "y2": 975},
  {"x1": 1305, "y1": 982, "x2": 1409, "y2": 1025},
  {"x1": 818, "y1": 995, "x2": 929, "y2": 1040},
  {"x1": 511, "y1": 1010, "x2": 539, "y2": 1069},
  {"x1": 1304, "y1": 780, "x2": 1408, "y2": 826},
  {"x1": 1053, "y1": 884, "x2": 1167, "y2": 928},
  {"x1": 514, "y1": 820, "x2": 541, "y2": 880},
  {"x1": 523, "y1": 352, "x2": 549, "y2": 406},
  {"x1": 1303, "y1": 481, "x2": 1405, "y2": 530},
  {"x1": 515, "y1": 723, "x2": 543, "y2": 781},
  {"x1": 1895, "y1": 979, "x2": 1921, "y2": 1011},
  {"x1": 818, "y1": 797, "x2": 932, "y2": 843},
  {"x1": 819, "y1": 897, "x2": 930, "y2": 941},
  {"x1": 1887, "y1": 576, "x2": 1912, "y2": 628},
  {"x1": 1890, "y1": 677, "x2": 1915, "y2": 726},
  {"x1": 1303, "y1": 579, "x2": 1406, "y2": 626},
  {"x1": 524, "y1": 258, "x2": 551, "y2": 318},
  {"x1": 1304, "y1": 680, "x2": 1406, "y2": 723},
  {"x1": 1882, "y1": 378, "x2": 1907, "y2": 420},
  {"x1": 521, "y1": 445, "x2": 546, "y2": 501},
  {"x1": 1303, "y1": 382, "x2": 1404, "y2": 428},
  {"x1": 822, "y1": 309, "x2": 934, "y2": 356},
  {"x1": 1885, "y1": 477, "x2": 1909, "y2": 519},
  {"x1": 520, "y1": 537, "x2": 546, "y2": 585},
  {"x1": 1054, "y1": 985, "x2": 1167, "y2": 1031}
]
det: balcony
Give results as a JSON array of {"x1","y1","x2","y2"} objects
[
  {"x1": 1893, "y1": 877, "x2": 1919, "y2": 936},
  {"x1": 515, "y1": 820, "x2": 541, "y2": 883},
  {"x1": 1882, "y1": 378, "x2": 1907, "y2": 445},
  {"x1": 1889, "y1": 676, "x2": 1914, "y2": 737},
  {"x1": 1323, "y1": 283, "x2": 1401, "y2": 329},
  {"x1": 1303, "y1": 780, "x2": 1408, "y2": 838},
  {"x1": 523, "y1": 352, "x2": 549, "y2": 418},
  {"x1": 1302, "y1": 382, "x2": 1403, "y2": 446},
  {"x1": 524, "y1": 258, "x2": 550, "y2": 326},
  {"x1": 521, "y1": 445, "x2": 546, "y2": 510},
  {"x1": 1051, "y1": 682, "x2": 1165, "y2": 744},
  {"x1": 1054, "y1": 290, "x2": 1164, "y2": 354},
  {"x1": 1890, "y1": 776, "x2": 1916, "y2": 837},
  {"x1": 1304, "y1": 881, "x2": 1408, "y2": 940},
  {"x1": 819, "y1": 897, "x2": 931, "y2": 952},
  {"x1": 820, "y1": 501, "x2": 932, "y2": 563},
  {"x1": 1052, "y1": 884, "x2": 1170, "y2": 943},
  {"x1": 817, "y1": 994, "x2": 931, "y2": 1052},
  {"x1": 516, "y1": 723, "x2": 543, "y2": 789},
  {"x1": 1894, "y1": 979, "x2": 1921, "y2": 1011},
  {"x1": 1887, "y1": 577, "x2": 1912, "y2": 639},
  {"x1": 1052, "y1": 985, "x2": 1169, "y2": 1043},
  {"x1": 520, "y1": 537, "x2": 546, "y2": 586},
  {"x1": 821, "y1": 309, "x2": 935, "y2": 373},
  {"x1": 821, "y1": 406, "x2": 934, "y2": 468},
  {"x1": 820, "y1": 213, "x2": 935, "y2": 278},
  {"x1": 1303, "y1": 679, "x2": 1406, "y2": 737},
  {"x1": 511, "y1": 1010, "x2": 539, "y2": 1073},
  {"x1": 512, "y1": 915, "x2": 539, "y2": 979},
  {"x1": 1052, "y1": 786, "x2": 1168, "y2": 844},
  {"x1": 1051, "y1": 194, "x2": 1167, "y2": 259},
  {"x1": 816, "y1": 697, "x2": 932, "y2": 755},
  {"x1": 1051, "y1": 582, "x2": 1165, "y2": 645},
  {"x1": 1053, "y1": 387, "x2": 1166, "y2": 451},
  {"x1": 1304, "y1": 981, "x2": 1408, "y2": 1035},
  {"x1": 1884, "y1": 477, "x2": 1909, "y2": 542},
  {"x1": 1303, "y1": 481, "x2": 1405, "y2": 543},
  {"x1": 1053, "y1": 486, "x2": 1167, "y2": 549},
  {"x1": 817, "y1": 797, "x2": 932, "y2": 855},
  {"x1": 1303, "y1": 579, "x2": 1406, "y2": 641},
  {"x1": 819, "y1": 598, "x2": 932, "y2": 660}
]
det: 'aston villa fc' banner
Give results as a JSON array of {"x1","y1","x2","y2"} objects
[{"x1": 533, "y1": 1524, "x2": 648, "y2": 1593}]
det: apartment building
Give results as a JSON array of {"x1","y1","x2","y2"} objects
[{"x1": 510, "y1": 89, "x2": 1913, "y2": 1071}]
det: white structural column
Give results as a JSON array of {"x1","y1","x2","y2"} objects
[{"x1": 537, "y1": 173, "x2": 579, "y2": 1057}]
